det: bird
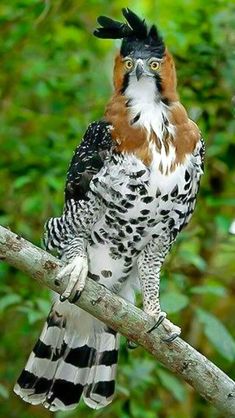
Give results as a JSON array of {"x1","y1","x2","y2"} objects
[{"x1": 14, "y1": 8, "x2": 205, "y2": 412}]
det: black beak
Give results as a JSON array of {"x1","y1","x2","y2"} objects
[{"x1": 135, "y1": 63, "x2": 144, "y2": 81}]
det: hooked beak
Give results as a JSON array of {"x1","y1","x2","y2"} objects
[{"x1": 135, "y1": 62, "x2": 144, "y2": 81}]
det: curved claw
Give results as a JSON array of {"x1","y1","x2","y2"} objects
[
  {"x1": 146, "y1": 312, "x2": 181, "y2": 343},
  {"x1": 161, "y1": 332, "x2": 179, "y2": 343},
  {"x1": 147, "y1": 311, "x2": 167, "y2": 333}
]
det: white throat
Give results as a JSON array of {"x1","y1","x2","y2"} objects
[
  {"x1": 126, "y1": 76, "x2": 174, "y2": 142},
  {"x1": 126, "y1": 76, "x2": 176, "y2": 174}
]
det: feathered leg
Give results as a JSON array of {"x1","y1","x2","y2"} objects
[{"x1": 137, "y1": 237, "x2": 181, "y2": 342}]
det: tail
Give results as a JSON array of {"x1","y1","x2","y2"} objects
[{"x1": 14, "y1": 299, "x2": 119, "y2": 411}]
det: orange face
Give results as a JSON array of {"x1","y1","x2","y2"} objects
[
  {"x1": 113, "y1": 49, "x2": 178, "y2": 102},
  {"x1": 106, "y1": 46, "x2": 200, "y2": 169}
]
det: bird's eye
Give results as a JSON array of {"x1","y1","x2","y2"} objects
[
  {"x1": 150, "y1": 61, "x2": 160, "y2": 71},
  {"x1": 125, "y1": 60, "x2": 133, "y2": 70}
]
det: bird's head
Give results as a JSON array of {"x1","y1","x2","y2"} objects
[{"x1": 94, "y1": 8, "x2": 178, "y2": 102}]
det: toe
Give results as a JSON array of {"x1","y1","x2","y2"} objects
[
  {"x1": 161, "y1": 332, "x2": 180, "y2": 343},
  {"x1": 147, "y1": 311, "x2": 167, "y2": 333},
  {"x1": 58, "y1": 255, "x2": 88, "y2": 302}
]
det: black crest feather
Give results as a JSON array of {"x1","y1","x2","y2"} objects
[
  {"x1": 94, "y1": 15, "x2": 131, "y2": 39},
  {"x1": 94, "y1": 8, "x2": 148, "y2": 40},
  {"x1": 94, "y1": 8, "x2": 165, "y2": 59},
  {"x1": 122, "y1": 8, "x2": 148, "y2": 38}
]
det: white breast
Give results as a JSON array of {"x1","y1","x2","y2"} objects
[{"x1": 126, "y1": 76, "x2": 176, "y2": 174}]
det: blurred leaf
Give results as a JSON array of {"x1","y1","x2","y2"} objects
[
  {"x1": 157, "y1": 369, "x2": 186, "y2": 402},
  {"x1": 191, "y1": 283, "x2": 227, "y2": 297},
  {"x1": 161, "y1": 292, "x2": 189, "y2": 314},
  {"x1": 206, "y1": 197, "x2": 235, "y2": 207},
  {"x1": 123, "y1": 359, "x2": 155, "y2": 389},
  {"x1": 13, "y1": 175, "x2": 31, "y2": 190},
  {"x1": 0, "y1": 384, "x2": 9, "y2": 399},
  {"x1": 196, "y1": 308, "x2": 235, "y2": 362},
  {"x1": 0, "y1": 294, "x2": 21, "y2": 313},
  {"x1": 35, "y1": 298, "x2": 51, "y2": 315},
  {"x1": 116, "y1": 383, "x2": 130, "y2": 397}
]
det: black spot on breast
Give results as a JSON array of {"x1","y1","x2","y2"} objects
[
  {"x1": 105, "y1": 214, "x2": 113, "y2": 223},
  {"x1": 115, "y1": 205, "x2": 127, "y2": 214},
  {"x1": 118, "y1": 276, "x2": 128, "y2": 283},
  {"x1": 168, "y1": 218, "x2": 175, "y2": 228},
  {"x1": 152, "y1": 233, "x2": 159, "y2": 239},
  {"x1": 177, "y1": 193, "x2": 187, "y2": 200},
  {"x1": 142, "y1": 196, "x2": 154, "y2": 204},
  {"x1": 101, "y1": 270, "x2": 112, "y2": 278},
  {"x1": 139, "y1": 186, "x2": 148, "y2": 195},
  {"x1": 138, "y1": 216, "x2": 148, "y2": 222},
  {"x1": 126, "y1": 193, "x2": 136, "y2": 201},
  {"x1": 185, "y1": 170, "x2": 190, "y2": 182},
  {"x1": 109, "y1": 248, "x2": 122, "y2": 259},
  {"x1": 126, "y1": 225, "x2": 133, "y2": 234},
  {"x1": 148, "y1": 218, "x2": 157, "y2": 225},
  {"x1": 184, "y1": 182, "x2": 190, "y2": 190},
  {"x1": 125, "y1": 202, "x2": 135, "y2": 209},
  {"x1": 171, "y1": 228, "x2": 179, "y2": 239},
  {"x1": 105, "y1": 215, "x2": 113, "y2": 226},
  {"x1": 94, "y1": 231, "x2": 104, "y2": 244},
  {"x1": 160, "y1": 209, "x2": 170, "y2": 215},
  {"x1": 162, "y1": 194, "x2": 169, "y2": 202},
  {"x1": 130, "y1": 218, "x2": 139, "y2": 225},
  {"x1": 175, "y1": 209, "x2": 185, "y2": 219},
  {"x1": 123, "y1": 266, "x2": 133, "y2": 273},
  {"x1": 140, "y1": 209, "x2": 150, "y2": 215},
  {"x1": 111, "y1": 237, "x2": 120, "y2": 245},
  {"x1": 130, "y1": 248, "x2": 139, "y2": 256},
  {"x1": 171, "y1": 185, "x2": 178, "y2": 197},
  {"x1": 130, "y1": 169, "x2": 146, "y2": 179},
  {"x1": 136, "y1": 226, "x2": 145, "y2": 233},
  {"x1": 130, "y1": 113, "x2": 141, "y2": 125},
  {"x1": 118, "y1": 230, "x2": 126, "y2": 238},
  {"x1": 127, "y1": 184, "x2": 138, "y2": 192},
  {"x1": 156, "y1": 188, "x2": 161, "y2": 198},
  {"x1": 116, "y1": 217, "x2": 127, "y2": 226},
  {"x1": 118, "y1": 243, "x2": 126, "y2": 253}
]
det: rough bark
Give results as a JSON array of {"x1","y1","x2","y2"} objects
[{"x1": 0, "y1": 224, "x2": 234, "y2": 416}]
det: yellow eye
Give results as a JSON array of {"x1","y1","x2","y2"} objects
[
  {"x1": 150, "y1": 61, "x2": 160, "y2": 71},
  {"x1": 125, "y1": 60, "x2": 133, "y2": 70}
]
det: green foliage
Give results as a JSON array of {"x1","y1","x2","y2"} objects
[
  {"x1": 196, "y1": 308, "x2": 235, "y2": 362},
  {"x1": 0, "y1": 0, "x2": 235, "y2": 417}
]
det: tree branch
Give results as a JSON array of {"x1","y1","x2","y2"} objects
[{"x1": 0, "y1": 225, "x2": 234, "y2": 416}]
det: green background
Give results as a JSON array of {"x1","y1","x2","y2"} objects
[{"x1": 0, "y1": 0, "x2": 235, "y2": 417}]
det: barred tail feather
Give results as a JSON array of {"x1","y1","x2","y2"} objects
[
  {"x1": 14, "y1": 308, "x2": 67, "y2": 405},
  {"x1": 83, "y1": 330, "x2": 119, "y2": 409},
  {"x1": 14, "y1": 302, "x2": 119, "y2": 411}
]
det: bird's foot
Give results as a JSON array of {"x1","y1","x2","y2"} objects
[
  {"x1": 57, "y1": 255, "x2": 88, "y2": 303},
  {"x1": 147, "y1": 311, "x2": 181, "y2": 342}
]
